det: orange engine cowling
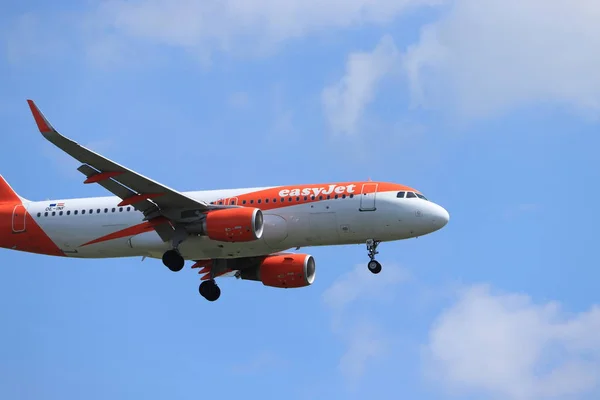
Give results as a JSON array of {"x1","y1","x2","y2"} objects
[
  {"x1": 203, "y1": 207, "x2": 264, "y2": 242},
  {"x1": 240, "y1": 254, "x2": 316, "y2": 288}
]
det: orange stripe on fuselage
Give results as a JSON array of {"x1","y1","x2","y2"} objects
[
  {"x1": 79, "y1": 217, "x2": 170, "y2": 247},
  {"x1": 208, "y1": 181, "x2": 417, "y2": 209}
]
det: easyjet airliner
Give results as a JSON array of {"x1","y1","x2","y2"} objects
[{"x1": 0, "y1": 100, "x2": 450, "y2": 301}]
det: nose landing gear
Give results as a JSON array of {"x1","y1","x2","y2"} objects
[{"x1": 366, "y1": 239, "x2": 382, "y2": 274}]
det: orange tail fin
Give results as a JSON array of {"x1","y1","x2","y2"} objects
[
  {"x1": 0, "y1": 175, "x2": 22, "y2": 204},
  {"x1": 0, "y1": 175, "x2": 63, "y2": 256}
]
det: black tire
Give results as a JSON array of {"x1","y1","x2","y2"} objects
[
  {"x1": 199, "y1": 280, "x2": 221, "y2": 301},
  {"x1": 368, "y1": 260, "x2": 382, "y2": 274},
  {"x1": 162, "y1": 249, "x2": 185, "y2": 272}
]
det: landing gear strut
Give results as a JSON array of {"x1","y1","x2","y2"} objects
[
  {"x1": 162, "y1": 229, "x2": 187, "y2": 272},
  {"x1": 162, "y1": 249, "x2": 185, "y2": 272},
  {"x1": 366, "y1": 239, "x2": 382, "y2": 274},
  {"x1": 199, "y1": 280, "x2": 221, "y2": 301}
]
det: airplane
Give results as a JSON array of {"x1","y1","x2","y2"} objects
[{"x1": 0, "y1": 100, "x2": 450, "y2": 302}]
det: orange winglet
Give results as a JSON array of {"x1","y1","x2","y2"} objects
[
  {"x1": 84, "y1": 171, "x2": 124, "y2": 184},
  {"x1": 26, "y1": 100, "x2": 52, "y2": 133},
  {"x1": 118, "y1": 193, "x2": 164, "y2": 207}
]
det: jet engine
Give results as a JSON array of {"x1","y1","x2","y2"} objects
[
  {"x1": 240, "y1": 253, "x2": 316, "y2": 288},
  {"x1": 202, "y1": 207, "x2": 264, "y2": 242}
]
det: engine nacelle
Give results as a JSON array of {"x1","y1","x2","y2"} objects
[
  {"x1": 240, "y1": 254, "x2": 316, "y2": 288},
  {"x1": 202, "y1": 207, "x2": 264, "y2": 242}
]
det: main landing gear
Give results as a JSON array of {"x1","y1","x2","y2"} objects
[
  {"x1": 199, "y1": 280, "x2": 221, "y2": 302},
  {"x1": 162, "y1": 249, "x2": 185, "y2": 272},
  {"x1": 366, "y1": 239, "x2": 382, "y2": 274}
]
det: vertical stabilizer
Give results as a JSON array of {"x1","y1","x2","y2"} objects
[{"x1": 0, "y1": 175, "x2": 23, "y2": 204}]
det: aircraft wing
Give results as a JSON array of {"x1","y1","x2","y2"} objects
[{"x1": 26, "y1": 100, "x2": 212, "y2": 227}]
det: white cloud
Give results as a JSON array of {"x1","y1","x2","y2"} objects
[
  {"x1": 322, "y1": 263, "x2": 409, "y2": 381},
  {"x1": 321, "y1": 35, "x2": 401, "y2": 135},
  {"x1": 425, "y1": 284, "x2": 600, "y2": 400},
  {"x1": 93, "y1": 0, "x2": 441, "y2": 52},
  {"x1": 323, "y1": 261, "x2": 409, "y2": 313},
  {"x1": 5, "y1": 0, "x2": 443, "y2": 67},
  {"x1": 404, "y1": 0, "x2": 600, "y2": 119}
]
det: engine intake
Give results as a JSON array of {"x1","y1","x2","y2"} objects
[
  {"x1": 240, "y1": 254, "x2": 316, "y2": 288},
  {"x1": 203, "y1": 207, "x2": 264, "y2": 242}
]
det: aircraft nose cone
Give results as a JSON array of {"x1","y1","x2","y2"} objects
[{"x1": 431, "y1": 203, "x2": 450, "y2": 228}]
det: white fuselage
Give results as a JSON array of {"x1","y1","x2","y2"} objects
[{"x1": 23, "y1": 185, "x2": 449, "y2": 261}]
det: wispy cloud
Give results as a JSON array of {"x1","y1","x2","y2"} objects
[
  {"x1": 423, "y1": 284, "x2": 600, "y2": 399},
  {"x1": 322, "y1": 263, "x2": 410, "y2": 383},
  {"x1": 5, "y1": 0, "x2": 444, "y2": 67},
  {"x1": 404, "y1": 0, "x2": 600, "y2": 119},
  {"x1": 321, "y1": 35, "x2": 401, "y2": 136}
]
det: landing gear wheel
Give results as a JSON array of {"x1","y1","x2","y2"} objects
[
  {"x1": 368, "y1": 260, "x2": 382, "y2": 274},
  {"x1": 365, "y1": 239, "x2": 382, "y2": 274},
  {"x1": 162, "y1": 249, "x2": 185, "y2": 272},
  {"x1": 199, "y1": 280, "x2": 221, "y2": 302}
]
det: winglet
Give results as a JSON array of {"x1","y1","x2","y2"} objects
[{"x1": 26, "y1": 99, "x2": 54, "y2": 134}]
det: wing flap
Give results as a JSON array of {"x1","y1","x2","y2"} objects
[{"x1": 77, "y1": 164, "x2": 158, "y2": 214}]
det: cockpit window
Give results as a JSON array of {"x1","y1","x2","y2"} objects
[
  {"x1": 396, "y1": 191, "x2": 405, "y2": 198},
  {"x1": 406, "y1": 192, "x2": 417, "y2": 198},
  {"x1": 416, "y1": 193, "x2": 428, "y2": 200}
]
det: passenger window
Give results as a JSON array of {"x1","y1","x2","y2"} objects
[
  {"x1": 52, "y1": 212, "x2": 56, "y2": 216},
  {"x1": 104, "y1": 208, "x2": 108, "y2": 213},
  {"x1": 74, "y1": 210, "x2": 78, "y2": 215},
  {"x1": 59, "y1": 211, "x2": 63, "y2": 216},
  {"x1": 37, "y1": 212, "x2": 41, "y2": 217},
  {"x1": 82, "y1": 210, "x2": 86, "y2": 214},
  {"x1": 242, "y1": 200, "x2": 247, "y2": 204},
  {"x1": 112, "y1": 208, "x2": 115, "y2": 212},
  {"x1": 119, "y1": 207, "x2": 123, "y2": 212},
  {"x1": 397, "y1": 191, "x2": 406, "y2": 198},
  {"x1": 127, "y1": 207, "x2": 131, "y2": 211},
  {"x1": 406, "y1": 192, "x2": 416, "y2": 198},
  {"x1": 44, "y1": 212, "x2": 48, "y2": 217},
  {"x1": 257, "y1": 199, "x2": 261, "y2": 204},
  {"x1": 67, "y1": 211, "x2": 71, "y2": 215}
]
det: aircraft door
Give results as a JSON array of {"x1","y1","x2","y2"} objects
[
  {"x1": 359, "y1": 183, "x2": 378, "y2": 211},
  {"x1": 12, "y1": 204, "x2": 26, "y2": 233}
]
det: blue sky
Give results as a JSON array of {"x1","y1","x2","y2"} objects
[{"x1": 1, "y1": 1, "x2": 600, "y2": 399}]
